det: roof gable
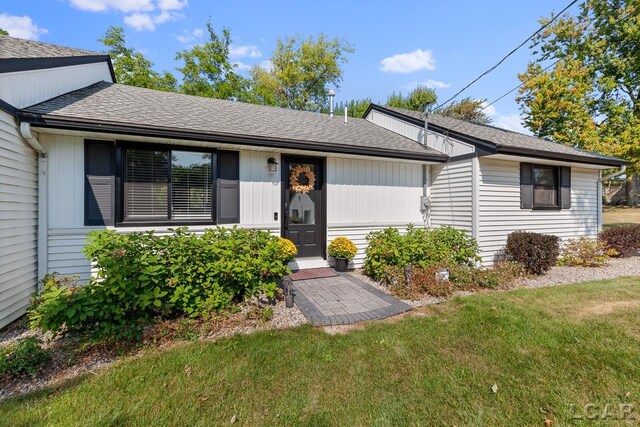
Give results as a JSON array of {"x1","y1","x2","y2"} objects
[{"x1": 366, "y1": 104, "x2": 626, "y2": 167}]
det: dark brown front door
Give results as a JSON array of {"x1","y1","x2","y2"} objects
[{"x1": 282, "y1": 156, "x2": 325, "y2": 258}]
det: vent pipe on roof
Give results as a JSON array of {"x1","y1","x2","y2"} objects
[
  {"x1": 344, "y1": 107, "x2": 348, "y2": 124},
  {"x1": 328, "y1": 90, "x2": 335, "y2": 118}
]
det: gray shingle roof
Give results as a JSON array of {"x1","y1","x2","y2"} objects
[
  {"x1": 0, "y1": 35, "x2": 99, "y2": 59},
  {"x1": 376, "y1": 105, "x2": 626, "y2": 166},
  {"x1": 20, "y1": 82, "x2": 447, "y2": 161}
]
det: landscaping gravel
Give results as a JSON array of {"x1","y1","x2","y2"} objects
[{"x1": 518, "y1": 255, "x2": 640, "y2": 288}]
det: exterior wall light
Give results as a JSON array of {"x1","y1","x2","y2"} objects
[{"x1": 268, "y1": 157, "x2": 279, "y2": 173}]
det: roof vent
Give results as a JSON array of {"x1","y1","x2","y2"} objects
[
  {"x1": 329, "y1": 89, "x2": 335, "y2": 118},
  {"x1": 344, "y1": 107, "x2": 348, "y2": 125}
]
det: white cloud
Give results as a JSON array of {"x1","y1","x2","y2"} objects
[
  {"x1": 404, "y1": 79, "x2": 451, "y2": 91},
  {"x1": 176, "y1": 27, "x2": 203, "y2": 44},
  {"x1": 69, "y1": 0, "x2": 154, "y2": 13},
  {"x1": 69, "y1": 0, "x2": 187, "y2": 32},
  {"x1": 259, "y1": 60, "x2": 273, "y2": 72},
  {"x1": 481, "y1": 102, "x2": 497, "y2": 117},
  {"x1": 229, "y1": 44, "x2": 262, "y2": 58},
  {"x1": 124, "y1": 13, "x2": 155, "y2": 31},
  {"x1": 494, "y1": 113, "x2": 531, "y2": 135},
  {"x1": 157, "y1": 0, "x2": 188, "y2": 10},
  {"x1": 0, "y1": 14, "x2": 48, "y2": 40},
  {"x1": 234, "y1": 61, "x2": 253, "y2": 71},
  {"x1": 380, "y1": 49, "x2": 435, "y2": 73}
]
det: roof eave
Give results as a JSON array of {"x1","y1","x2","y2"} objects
[
  {"x1": 17, "y1": 112, "x2": 448, "y2": 163},
  {"x1": 367, "y1": 104, "x2": 627, "y2": 168},
  {"x1": 0, "y1": 55, "x2": 116, "y2": 82}
]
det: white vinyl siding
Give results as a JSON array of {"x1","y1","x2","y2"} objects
[
  {"x1": 478, "y1": 158, "x2": 599, "y2": 264},
  {"x1": 430, "y1": 160, "x2": 473, "y2": 232},
  {"x1": 0, "y1": 62, "x2": 113, "y2": 109},
  {"x1": 239, "y1": 151, "x2": 281, "y2": 228},
  {"x1": 0, "y1": 111, "x2": 38, "y2": 328}
]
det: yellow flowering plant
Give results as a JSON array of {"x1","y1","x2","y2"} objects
[
  {"x1": 277, "y1": 238, "x2": 298, "y2": 263},
  {"x1": 328, "y1": 237, "x2": 357, "y2": 260}
]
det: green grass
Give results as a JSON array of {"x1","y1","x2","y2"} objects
[
  {"x1": 603, "y1": 206, "x2": 640, "y2": 228},
  {"x1": 2, "y1": 277, "x2": 640, "y2": 426}
]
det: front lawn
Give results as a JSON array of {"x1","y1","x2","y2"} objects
[
  {"x1": 603, "y1": 206, "x2": 640, "y2": 228},
  {"x1": 2, "y1": 277, "x2": 640, "y2": 425}
]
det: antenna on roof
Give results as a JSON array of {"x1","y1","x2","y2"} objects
[{"x1": 328, "y1": 89, "x2": 335, "y2": 118}]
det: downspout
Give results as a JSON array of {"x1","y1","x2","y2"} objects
[
  {"x1": 597, "y1": 165, "x2": 627, "y2": 232},
  {"x1": 422, "y1": 111, "x2": 431, "y2": 227},
  {"x1": 19, "y1": 122, "x2": 47, "y2": 290}
]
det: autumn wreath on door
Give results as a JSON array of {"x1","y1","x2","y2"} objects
[{"x1": 289, "y1": 165, "x2": 315, "y2": 194}]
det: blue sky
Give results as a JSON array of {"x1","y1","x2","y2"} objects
[{"x1": 1, "y1": 0, "x2": 576, "y2": 132}]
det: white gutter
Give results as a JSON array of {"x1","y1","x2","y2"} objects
[
  {"x1": 19, "y1": 122, "x2": 47, "y2": 289},
  {"x1": 601, "y1": 165, "x2": 626, "y2": 181}
]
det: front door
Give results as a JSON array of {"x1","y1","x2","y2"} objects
[{"x1": 282, "y1": 156, "x2": 325, "y2": 258}]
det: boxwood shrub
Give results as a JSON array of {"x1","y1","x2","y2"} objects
[
  {"x1": 504, "y1": 231, "x2": 559, "y2": 275},
  {"x1": 363, "y1": 225, "x2": 479, "y2": 282},
  {"x1": 29, "y1": 227, "x2": 294, "y2": 337}
]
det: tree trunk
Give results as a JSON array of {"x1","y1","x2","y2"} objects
[{"x1": 626, "y1": 174, "x2": 640, "y2": 206}]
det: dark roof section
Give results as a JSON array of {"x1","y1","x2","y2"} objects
[
  {"x1": 0, "y1": 35, "x2": 115, "y2": 82},
  {"x1": 18, "y1": 82, "x2": 448, "y2": 162},
  {"x1": 367, "y1": 104, "x2": 627, "y2": 167},
  {"x1": 0, "y1": 35, "x2": 99, "y2": 59}
]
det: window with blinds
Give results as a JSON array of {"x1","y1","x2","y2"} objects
[
  {"x1": 124, "y1": 149, "x2": 169, "y2": 220},
  {"x1": 117, "y1": 145, "x2": 238, "y2": 225},
  {"x1": 171, "y1": 151, "x2": 212, "y2": 220}
]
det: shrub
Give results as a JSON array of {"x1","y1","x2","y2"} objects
[
  {"x1": 29, "y1": 227, "x2": 292, "y2": 337},
  {"x1": 328, "y1": 237, "x2": 357, "y2": 259},
  {"x1": 504, "y1": 231, "x2": 559, "y2": 275},
  {"x1": 0, "y1": 337, "x2": 50, "y2": 378},
  {"x1": 599, "y1": 224, "x2": 640, "y2": 257},
  {"x1": 410, "y1": 265, "x2": 454, "y2": 297},
  {"x1": 558, "y1": 237, "x2": 618, "y2": 267},
  {"x1": 277, "y1": 238, "x2": 298, "y2": 263},
  {"x1": 364, "y1": 225, "x2": 479, "y2": 282}
]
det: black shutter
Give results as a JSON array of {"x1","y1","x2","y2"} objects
[
  {"x1": 520, "y1": 163, "x2": 533, "y2": 209},
  {"x1": 560, "y1": 166, "x2": 571, "y2": 209},
  {"x1": 85, "y1": 140, "x2": 115, "y2": 226},
  {"x1": 217, "y1": 151, "x2": 240, "y2": 224}
]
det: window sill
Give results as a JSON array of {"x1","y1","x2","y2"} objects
[{"x1": 530, "y1": 206, "x2": 562, "y2": 211}]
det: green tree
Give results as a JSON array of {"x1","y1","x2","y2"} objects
[
  {"x1": 0, "y1": 28, "x2": 8, "y2": 36},
  {"x1": 332, "y1": 98, "x2": 372, "y2": 118},
  {"x1": 175, "y1": 21, "x2": 250, "y2": 100},
  {"x1": 249, "y1": 34, "x2": 354, "y2": 111},
  {"x1": 437, "y1": 97, "x2": 493, "y2": 124},
  {"x1": 386, "y1": 85, "x2": 437, "y2": 112},
  {"x1": 99, "y1": 26, "x2": 176, "y2": 91},
  {"x1": 517, "y1": 0, "x2": 640, "y2": 203}
]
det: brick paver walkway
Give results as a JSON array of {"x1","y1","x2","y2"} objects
[{"x1": 290, "y1": 272, "x2": 412, "y2": 326}]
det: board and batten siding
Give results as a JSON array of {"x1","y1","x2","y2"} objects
[
  {"x1": 326, "y1": 157, "x2": 426, "y2": 267},
  {"x1": 430, "y1": 160, "x2": 474, "y2": 232},
  {"x1": 0, "y1": 110, "x2": 38, "y2": 328},
  {"x1": 41, "y1": 134, "x2": 282, "y2": 281},
  {"x1": 477, "y1": 158, "x2": 599, "y2": 264}
]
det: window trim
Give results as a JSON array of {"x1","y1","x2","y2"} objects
[
  {"x1": 115, "y1": 141, "x2": 218, "y2": 227},
  {"x1": 531, "y1": 164, "x2": 561, "y2": 211}
]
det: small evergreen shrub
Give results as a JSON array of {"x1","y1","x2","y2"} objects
[
  {"x1": 364, "y1": 225, "x2": 479, "y2": 282},
  {"x1": 29, "y1": 227, "x2": 292, "y2": 337},
  {"x1": 328, "y1": 237, "x2": 357, "y2": 259},
  {"x1": 599, "y1": 224, "x2": 640, "y2": 257},
  {"x1": 558, "y1": 237, "x2": 618, "y2": 267},
  {"x1": 0, "y1": 337, "x2": 50, "y2": 378},
  {"x1": 504, "y1": 231, "x2": 559, "y2": 275}
]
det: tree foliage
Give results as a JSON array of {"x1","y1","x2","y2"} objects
[
  {"x1": 175, "y1": 22, "x2": 250, "y2": 100},
  {"x1": 249, "y1": 34, "x2": 354, "y2": 111},
  {"x1": 0, "y1": 28, "x2": 8, "y2": 36},
  {"x1": 437, "y1": 97, "x2": 493, "y2": 124},
  {"x1": 99, "y1": 26, "x2": 177, "y2": 92},
  {"x1": 386, "y1": 85, "x2": 437, "y2": 112},
  {"x1": 517, "y1": 0, "x2": 640, "y2": 177},
  {"x1": 333, "y1": 98, "x2": 372, "y2": 118}
]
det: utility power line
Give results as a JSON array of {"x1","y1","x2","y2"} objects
[{"x1": 432, "y1": 0, "x2": 579, "y2": 111}]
